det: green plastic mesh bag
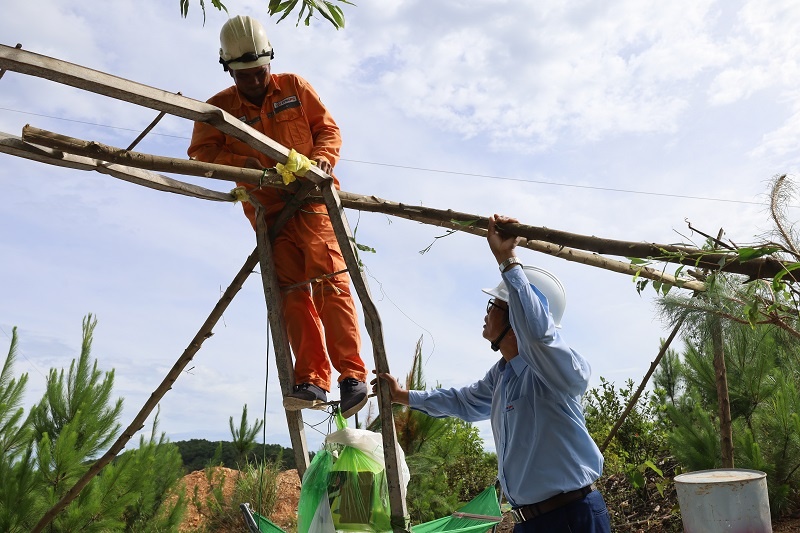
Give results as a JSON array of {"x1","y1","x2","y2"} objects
[
  {"x1": 328, "y1": 441, "x2": 392, "y2": 532},
  {"x1": 298, "y1": 449, "x2": 336, "y2": 533}
]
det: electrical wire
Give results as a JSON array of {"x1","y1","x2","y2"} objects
[{"x1": 0, "y1": 106, "x2": 775, "y2": 207}]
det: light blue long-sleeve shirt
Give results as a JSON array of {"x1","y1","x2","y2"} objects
[{"x1": 408, "y1": 266, "x2": 603, "y2": 506}]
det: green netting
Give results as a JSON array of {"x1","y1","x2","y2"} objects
[
  {"x1": 298, "y1": 450, "x2": 336, "y2": 533},
  {"x1": 411, "y1": 485, "x2": 502, "y2": 533},
  {"x1": 296, "y1": 411, "x2": 497, "y2": 533},
  {"x1": 253, "y1": 511, "x2": 288, "y2": 533},
  {"x1": 328, "y1": 444, "x2": 392, "y2": 532}
]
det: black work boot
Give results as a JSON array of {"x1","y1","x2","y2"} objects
[
  {"x1": 339, "y1": 377, "x2": 368, "y2": 419},
  {"x1": 283, "y1": 383, "x2": 328, "y2": 411}
]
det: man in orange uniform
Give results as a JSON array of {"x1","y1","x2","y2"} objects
[{"x1": 188, "y1": 15, "x2": 368, "y2": 418}]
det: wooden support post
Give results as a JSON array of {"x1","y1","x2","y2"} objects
[
  {"x1": 320, "y1": 182, "x2": 410, "y2": 532},
  {"x1": 251, "y1": 197, "x2": 312, "y2": 479}
]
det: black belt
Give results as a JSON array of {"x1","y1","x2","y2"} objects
[{"x1": 510, "y1": 484, "x2": 596, "y2": 522}]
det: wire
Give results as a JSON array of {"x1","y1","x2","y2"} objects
[
  {"x1": 0, "y1": 106, "x2": 776, "y2": 206},
  {"x1": 0, "y1": 106, "x2": 187, "y2": 140},
  {"x1": 343, "y1": 159, "x2": 770, "y2": 206},
  {"x1": 0, "y1": 324, "x2": 47, "y2": 379}
]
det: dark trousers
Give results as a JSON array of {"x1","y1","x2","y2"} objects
[{"x1": 512, "y1": 490, "x2": 611, "y2": 533}]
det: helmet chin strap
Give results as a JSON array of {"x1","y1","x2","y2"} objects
[{"x1": 490, "y1": 324, "x2": 513, "y2": 352}]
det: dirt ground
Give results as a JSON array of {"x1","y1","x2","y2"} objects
[
  {"x1": 176, "y1": 467, "x2": 800, "y2": 532},
  {"x1": 177, "y1": 467, "x2": 301, "y2": 532}
]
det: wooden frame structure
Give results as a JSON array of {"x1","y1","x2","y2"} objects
[
  {"x1": 2, "y1": 42, "x2": 791, "y2": 532},
  {"x1": 0, "y1": 43, "x2": 409, "y2": 533}
]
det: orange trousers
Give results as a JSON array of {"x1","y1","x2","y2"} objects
[{"x1": 270, "y1": 207, "x2": 367, "y2": 392}]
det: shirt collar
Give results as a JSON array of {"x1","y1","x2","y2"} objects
[{"x1": 505, "y1": 354, "x2": 527, "y2": 377}]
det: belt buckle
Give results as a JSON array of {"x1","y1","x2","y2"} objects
[{"x1": 510, "y1": 508, "x2": 525, "y2": 523}]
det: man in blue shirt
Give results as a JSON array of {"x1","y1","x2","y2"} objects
[{"x1": 375, "y1": 214, "x2": 611, "y2": 532}]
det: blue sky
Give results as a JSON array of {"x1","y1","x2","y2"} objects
[{"x1": 1, "y1": 0, "x2": 799, "y2": 454}]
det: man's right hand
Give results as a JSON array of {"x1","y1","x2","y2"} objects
[{"x1": 371, "y1": 371, "x2": 410, "y2": 406}]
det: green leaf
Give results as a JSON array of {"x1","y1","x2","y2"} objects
[
  {"x1": 737, "y1": 246, "x2": 780, "y2": 262},
  {"x1": 661, "y1": 282, "x2": 672, "y2": 296},
  {"x1": 348, "y1": 236, "x2": 376, "y2": 254},
  {"x1": 628, "y1": 257, "x2": 649, "y2": 265},
  {"x1": 296, "y1": 0, "x2": 308, "y2": 26},
  {"x1": 630, "y1": 470, "x2": 646, "y2": 489},
  {"x1": 773, "y1": 262, "x2": 800, "y2": 285},
  {"x1": 635, "y1": 279, "x2": 649, "y2": 295},
  {"x1": 275, "y1": 0, "x2": 299, "y2": 23},
  {"x1": 318, "y1": 3, "x2": 338, "y2": 27},
  {"x1": 327, "y1": 3, "x2": 345, "y2": 28},
  {"x1": 643, "y1": 459, "x2": 663, "y2": 477}
]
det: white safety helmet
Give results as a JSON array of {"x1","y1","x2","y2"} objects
[
  {"x1": 219, "y1": 15, "x2": 274, "y2": 72},
  {"x1": 482, "y1": 265, "x2": 567, "y2": 327}
]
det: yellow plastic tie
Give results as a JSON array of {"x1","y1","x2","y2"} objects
[
  {"x1": 275, "y1": 148, "x2": 317, "y2": 185},
  {"x1": 230, "y1": 186, "x2": 250, "y2": 204}
]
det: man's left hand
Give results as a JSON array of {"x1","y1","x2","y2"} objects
[{"x1": 314, "y1": 158, "x2": 333, "y2": 175}]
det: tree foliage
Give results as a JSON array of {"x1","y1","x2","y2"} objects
[
  {"x1": 0, "y1": 317, "x2": 186, "y2": 532},
  {"x1": 652, "y1": 318, "x2": 800, "y2": 517},
  {"x1": 229, "y1": 403, "x2": 264, "y2": 466},
  {"x1": 174, "y1": 438, "x2": 294, "y2": 473},
  {"x1": 180, "y1": 0, "x2": 354, "y2": 30}
]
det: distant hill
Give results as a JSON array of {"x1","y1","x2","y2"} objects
[{"x1": 173, "y1": 438, "x2": 296, "y2": 472}]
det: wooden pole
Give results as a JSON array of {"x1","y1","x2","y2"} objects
[
  {"x1": 0, "y1": 43, "x2": 22, "y2": 80},
  {"x1": 0, "y1": 43, "x2": 331, "y2": 186},
  {"x1": 599, "y1": 317, "x2": 684, "y2": 453},
  {"x1": 711, "y1": 316, "x2": 735, "y2": 467},
  {"x1": 126, "y1": 108, "x2": 170, "y2": 151},
  {"x1": 320, "y1": 183, "x2": 410, "y2": 531},
  {"x1": 251, "y1": 197, "x2": 312, "y2": 479}
]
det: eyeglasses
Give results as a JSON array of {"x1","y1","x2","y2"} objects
[
  {"x1": 486, "y1": 299, "x2": 507, "y2": 314},
  {"x1": 219, "y1": 50, "x2": 274, "y2": 71}
]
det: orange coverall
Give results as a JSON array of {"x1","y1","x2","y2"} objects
[{"x1": 188, "y1": 72, "x2": 367, "y2": 392}]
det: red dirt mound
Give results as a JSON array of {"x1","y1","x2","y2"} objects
[{"x1": 177, "y1": 467, "x2": 301, "y2": 532}]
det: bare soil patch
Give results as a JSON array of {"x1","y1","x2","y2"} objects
[{"x1": 177, "y1": 467, "x2": 301, "y2": 532}]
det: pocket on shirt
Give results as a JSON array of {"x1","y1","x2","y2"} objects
[
  {"x1": 506, "y1": 393, "x2": 534, "y2": 418},
  {"x1": 274, "y1": 106, "x2": 313, "y2": 149}
]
